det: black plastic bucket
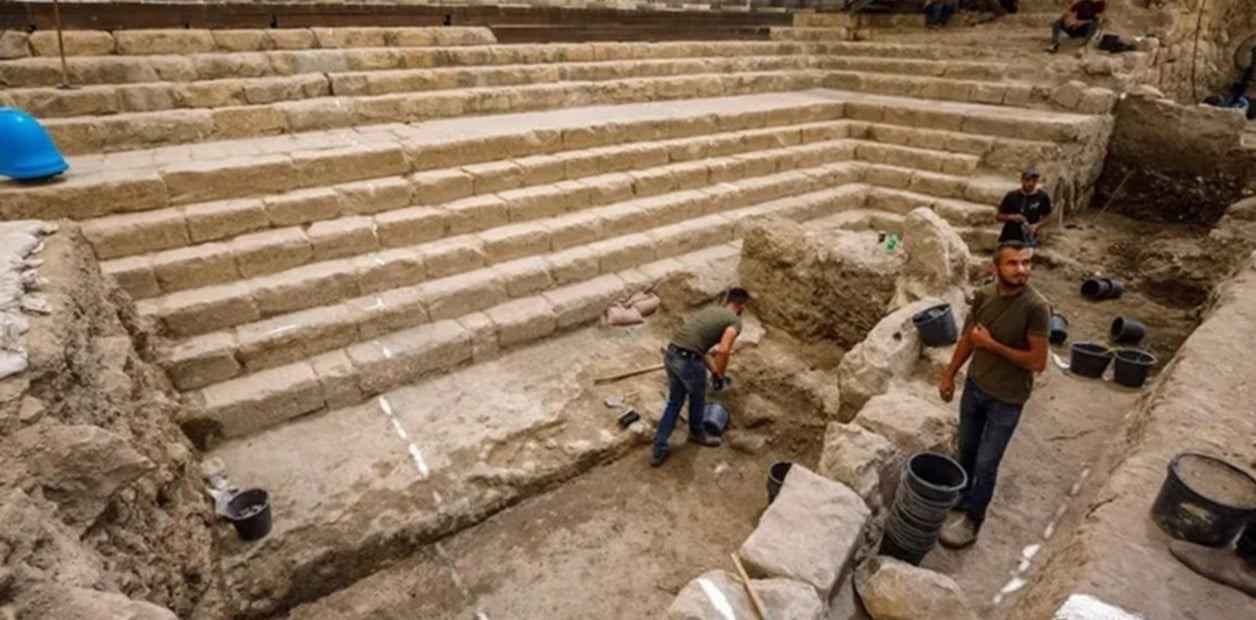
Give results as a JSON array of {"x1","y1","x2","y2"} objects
[
  {"x1": 912, "y1": 304, "x2": 959, "y2": 347},
  {"x1": 1151, "y1": 452, "x2": 1256, "y2": 546},
  {"x1": 1081, "y1": 277, "x2": 1125, "y2": 300},
  {"x1": 1112, "y1": 349, "x2": 1156, "y2": 388},
  {"x1": 1110, "y1": 316, "x2": 1146, "y2": 345},
  {"x1": 1049, "y1": 312, "x2": 1069, "y2": 345},
  {"x1": 703, "y1": 402, "x2": 730, "y2": 437},
  {"x1": 767, "y1": 461, "x2": 793, "y2": 504},
  {"x1": 879, "y1": 453, "x2": 967, "y2": 565},
  {"x1": 225, "y1": 488, "x2": 273, "y2": 542},
  {"x1": 1069, "y1": 341, "x2": 1112, "y2": 378}
]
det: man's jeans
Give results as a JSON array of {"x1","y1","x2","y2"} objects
[
  {"x1": 652, "y1": 349, "x2": 707, "y2": 457},
  {"x1": 1052, "y1": 19, "x2": 1099, "y2": 45},
  {"x1": 957, "y1": 379, "x2": 1024, "y2": 523},
  {"x1": 924, "y1": 2, "x2": 955, "y2": 26}
]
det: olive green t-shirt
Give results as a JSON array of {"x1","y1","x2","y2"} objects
[
  {"x1": 965, "y1": 283, "x2": 1051, "y2": 405},
  {"x1": 672, "y1": 306, "x2": 743, "y2": 354}
]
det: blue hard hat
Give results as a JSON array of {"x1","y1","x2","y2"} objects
[{"x1": 0, "y1": 108, "x2": 69, "y2": 181}]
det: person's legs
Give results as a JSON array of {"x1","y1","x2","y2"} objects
[
  {"x1": 939, "y1": 4, "x2": 956, "y2": 25},
  {"x1": 1168, "y1": 517, "x2": 1256, "y2": 596},
  {"x1": 956, "y1": 379, "x2": 989, "y2": 507},
  {"x1": 651, "y1": 351, "x2": 689, "y2": 463},
  {"x1": 1074, "y1": 20, "x2": 1099, "y2": 44},
  {"x1": 681, "y1": 356, "x2": 708, "y2": 438},
  {"x1": 1050, "y1": 19, "x2": 1066, "y2": 47},
  {"x1": 964, "y1": 397, "x2": 1024, "y2": 525}
]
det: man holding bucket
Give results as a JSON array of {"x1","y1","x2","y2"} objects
[
  {"x1": 937, "y1": 241, "x2": 1051, "y2": 548},
  {"x1": 650, "y1": 287, "x2": 750, "y2": 467}
]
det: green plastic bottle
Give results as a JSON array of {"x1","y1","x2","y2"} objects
[{"x1": 885, "y1": 233, "x2": 899, "y2": 253}]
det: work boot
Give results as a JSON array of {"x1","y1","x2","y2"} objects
[
  {"x1": 688, "y1": 432, "x2": 722, "y2": 448},
  {"x1": 1169, "y1": 540, "x2": 1256, "y2": 596},
  {"x1": 939, "y1": 514, "x2": 980, "y2": 549},
  {"x1": 650, "y1": 449, "x2": 669, "y2": 468},
  {"x1": 1046, "y1": 42, "x2": 1060, "y2": 54}
]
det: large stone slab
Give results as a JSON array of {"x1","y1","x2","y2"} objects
[
  {"x1": 854, "y1": 555, "x2": 977, "y2": 620},
  {"x1": 738, "y1": 464, "x2": 870, "y2": 596},
  {"x1": 666, "y1": 570, "x2": 823, "y2": 620},
  {"x1": 898, "y1": 207, "x2": 969, "y2": 302},
  {"x1": 854, "y1": 392, "x2": 957, "y2": 457},
  {"x1": 836, "y1": 298, "x2": 937, "y2": 417},
  {"x1": 817, "y1": 422, "x2": 904, "y2": 511}
]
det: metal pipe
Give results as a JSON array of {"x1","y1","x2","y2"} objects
[{"x1": 53, "y1": 0, "x2": 72, "y2": 89}]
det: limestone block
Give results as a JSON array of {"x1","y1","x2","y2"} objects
[
  {"x1": 547, "y1": 246, "x2": 600, "y2": 285},
  {"x1": 163, "y1": 332, "x2": 241, "y2": 390},
  {"x1": 337, "y1": 177, "x2": 413, "y2": 216},
  {"x1": 501, "y1": 182, "x2": 590, "y2": 222},
  {"x1": 347, "y1": 285, "x2": 429, "y2": 340},
  {"x1": 545, "y1": 211, "x2": 604, "y2": 250},
  {"x1": 152, "y1": 243, "x2": 240, "y2": 292},
  {"x1": 19, "y1": 585, "x2": 177, "y2": 620},
  {"x1": 349, "y1": 321, "x2": 471, "y2": 394},
  {"x1": 443, "y1": 194, "x2": 509, "y2": 235},
  {"x1": 82, "y1": 209, "x2": 190, "y2": 260},
  {"x1": 151, "y1": 284, "x2": 260, "y2": 337},
  {"x1": 1050, "y1": 80, "x2": 1087, "y2": 110},
  {"x1": 262, "y1": 187, "x2": 341, "y2": 227},
  {"x1": 236, "y1": 304, "x2": 357, "y2": 372},
  {"x1": 590, "y1": 233, "x2": 657, "y2": 273},
  {"x1": 738, "y1": 465, "x2": 870, "y2": 595},
  {"x1": 581, "y1": 173, "x2": 636, "y2": 206},
  {"x1": 818, "y1": 423, "x2": 904, "y2": 511},
  {"x1": 211, "y1": 105, "x2": 286, "y2": 139},
  {"x1": 480, "y1": 223, "x2": 552, "y2": 263},
  {"x1": 494, "y1": 256, "x2": 554, "y2": 297},
  {"x1": 853, "y1": 556, "x2": 977, "y2": 620},
  {"x1": 115, "y1": 29, "x2": 215, "y2": 55},
  {"x1": 211, "y1": 30, "x2": 270, "y2": 52},
  {"x1": 353, "y1": 249, "x2": 425, "y2": 295},
  {"x1": 855, "y1": 392, "x2": 957, "y2": 456},
  {"x1": 542, "y1": 274, "x2": 625, "y2": 328},
  {"x1": 193, "y1": 54, "x2": 272, "y2": 81},
  {"x1": 266, "y1": 29, "x2": 318, "y2": 50},
  {"x1": 420, "y1": 270, "x2": 509, "y2": 321},
  {"x1": 0, "y1": 30, "x2": 29, "y2": 59},
  {"x1": 251, "y1": 262, "x2": 359, "y2": 317},
  {"x1": 463, "y1": 160, "x2": 526, "y2": 194},
  {"x1": 103, "y1": 256, "x2": 161, "y2": 300},
  {"x1": 243, "y1": 74, "x2": 330, "y2": 105},
  {"x1": 30, "y1": 31, "x2": 115, "y2": 57},
  {"x1": 310, "y1": 349, "x2": 363, "y2": 410},
  {"x1": 308, "y1": 216, "x2": 380, "y2": 260},
  {"x1": 836, "y1": 298, "x2": 939, "y2": 416},
  {"x1": 486, "y1": 297, "x2": 558, "y2": 347},
  {"x1": 666, "y1": 570, "x2": 823, "y2": 620},
  {"x1": 293, "y1": 144, "x2": 408, "y2": 188},
  {"x1": 232, "y1": 228, "x2": 313, "y2": 277},
  {"x1": 1076, "y1": 87, "x2": 1118, "y2": 115},
  {"x1": 373, "y1": 206, "x2": 445, "y2": 248},
  {"x1": 202, "y1": 362, "x2": 325, "y2": 437},
  {"x1": 410, "y1": 169, "x2": 474, "y2": 206},
  {"x1": 164, "y1": 155, "x2": 300, "y2": 205},
  {"x1": 900, "y1": 207, "x2": 969, "y2": 300}
]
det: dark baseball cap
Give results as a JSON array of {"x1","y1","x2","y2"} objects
[{"x1": 1022, "y1": 166, "x2": 1042, "y2": 179}]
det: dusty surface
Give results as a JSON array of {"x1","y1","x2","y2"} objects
[
  {"x1": 1013, "y1": 245, "x2": 1256, "y2": 620},
  {"x1": 0, "y1": 228, "x2": 219, "y2": 618}
]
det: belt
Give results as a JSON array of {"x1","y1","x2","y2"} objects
[{"x1": 667, "y1": 344, "x2": 702, "y2": 359}]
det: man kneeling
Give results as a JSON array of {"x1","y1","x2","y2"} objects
[{"x1": 1048, "y1": 0, "x2": 1106, "y2": 54}]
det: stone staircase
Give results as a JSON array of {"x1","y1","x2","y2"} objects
[{"x1": 0, "y1": 22, "x2": 1116, "y2": 616}]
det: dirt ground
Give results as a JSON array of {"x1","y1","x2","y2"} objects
[{"x1": 283, "y1": 211, "x2": 1205, "y2": 619}]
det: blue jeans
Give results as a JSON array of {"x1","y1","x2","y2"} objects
[
  {"x1": 924, "y1": 3, "x2": 955, "y2": 26},
  {"x1": 652, "y1": 349, "x2": 707, "y2": 457},
  {"x1": 1052, "y1": 19, "x2": 1099, "y2": 45},
  {"x1": 957, "y1": 379, "x2": 1024, "y2": 523}
]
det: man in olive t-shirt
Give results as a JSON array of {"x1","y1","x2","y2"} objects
[
  {"x1": 938, "y1": 241, "x2": 1050, "y2": 547},
  {"x1": 651, "y1": 287, "x2": 749, "y2": 467}
]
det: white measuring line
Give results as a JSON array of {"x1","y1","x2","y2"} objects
[{"x1": 376, "y1": 395, "x2": 429, "y2": 479}]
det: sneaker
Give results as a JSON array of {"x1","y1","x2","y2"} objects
[
  {"x1": 1047, "y1": 42, "x2": 1060, "y2": 54},
  {"x1": 650, "y1": 449, "x2": 669, "y2": 467},
  {"x1": 1169, "y1": 540, "x2": 1256, "y2": 596},
  {"x1": 687, "y1": 432, "x2": 722, "y2": 448},
  {"x1": 939, "y1": 514, "x2": 980, "y2": 549}
]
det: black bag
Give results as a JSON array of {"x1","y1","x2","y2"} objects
[{"x1": 1098, "y1": 34, "x2": 1136, "y2": 53}]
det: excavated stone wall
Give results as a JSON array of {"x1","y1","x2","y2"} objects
[
  {"x1": 0, "y1": 227, "x2": 220, "y2": 619},
  {"x1": 1093, "y1": 87, "x2": 1256, "y2": 224},
  {"x1": 1128, "y1": 0, "x2": 1256, "y2": 103}
]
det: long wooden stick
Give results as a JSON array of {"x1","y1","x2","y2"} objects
[
  {"x1": 730, "y1": 552, "x2": 768, "y2": 620},
  {"x1": 592, "y1": 363, "x2": 664, "y2": 385}
]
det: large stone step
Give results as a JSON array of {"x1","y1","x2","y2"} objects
[
  {"x1": 0, "y1": 90, "x2": 1103, "y2": 222},
  {"x1": 177, "y1": 183, "x2": 867, "y2": 441},
  {"x1": 2, "y1": 27, "x2": 498, "y2": 60},
  {"x1": 91, "y1": 133, "x2": 988, "y2": 292}
]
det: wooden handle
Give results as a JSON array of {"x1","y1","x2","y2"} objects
[
  {"x1": 730, "y1": 552, "x2": 768, "y2": 620},
  {"x1": 592, "y1": 363, "x2": 665, "y2": 385}
]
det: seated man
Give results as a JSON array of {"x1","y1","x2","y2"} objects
[
  {"x1": 1049, "y1": 0, "x2": 1106, "y2": 54},
  {"x1": 924, "y1": 0, "x2": 958, "y2": 29},
  {"x1": 996, "y1": 167, "x2": 1052, "y2": 245}
]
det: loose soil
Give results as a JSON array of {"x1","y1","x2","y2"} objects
[{"x1": 285, "y1": 211, "x2": 1206, "y2": 619}]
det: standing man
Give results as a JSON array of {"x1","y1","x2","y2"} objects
[
  {"x1": 996, "y1": 167, "x2": 1052, "y2": 245},
  {"x1": 651, "y1": 287, "x2": 750, "y2": 467},
  {"x1": 1048, "y1": 0, "x2": 1106, "y2": 54},
  {"x1": 937, "y1": 242, "x2": 1050, "y2": 547}
]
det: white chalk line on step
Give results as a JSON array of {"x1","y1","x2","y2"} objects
[{"x1": 376, "y1": 395, "x2": 429, "y2": 479}]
